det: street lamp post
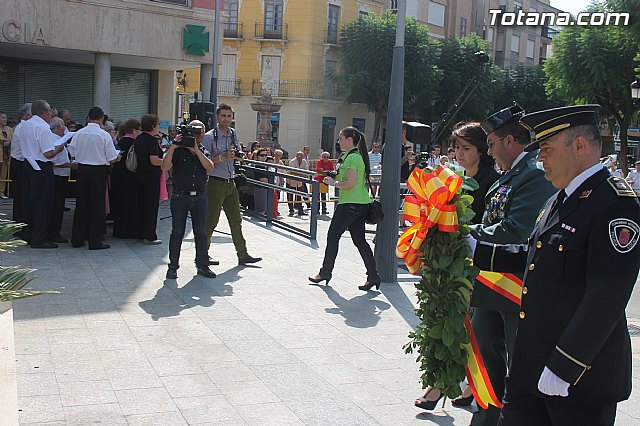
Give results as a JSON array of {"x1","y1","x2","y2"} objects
[{"x1": 374, "y1": 0, "x2": 406, "y2": 283}]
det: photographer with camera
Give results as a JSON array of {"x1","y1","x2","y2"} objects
[
  {"x1": 162, "y1": 120, "x2": 216, "y2": 279},
  {"x1": 202, "y1": 104, "x2": 261, "y2": 266}
]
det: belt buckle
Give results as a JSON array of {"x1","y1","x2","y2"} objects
[{"x1": 189, "y1": 191, "x2": 197, "y2": 196}]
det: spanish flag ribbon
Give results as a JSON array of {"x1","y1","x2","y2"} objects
[
  {"x1": 396, "y1": 166, "x2": 462, "y2": 274},
  {"x1": 463, "y1": 314, "x2": 504, "y2": 409},
  {"x1": 477, "y1": 271, "x2": 523, "y2": 305}
]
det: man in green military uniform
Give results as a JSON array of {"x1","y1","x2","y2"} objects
[
  {"x1": 468, "y1": 103, "x2": 555, "y2": 425},
  {"x1": 473, "y1": 104, "x2": 640, "y2": 425}
]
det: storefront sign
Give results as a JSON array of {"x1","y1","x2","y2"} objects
[
  {"x1": 1, "y1": 20, "x2": 48, "y2": 45},
  {"x1": 182, "y1": 24, "x2": 209, "y2": 56}
]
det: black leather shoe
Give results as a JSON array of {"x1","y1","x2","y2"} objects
[
  {"x1": 308, "y1": 274, "x2": 331, "y2": 285},
  {"x1": 89, "y1": 244, "x2": 110, "y2": 250},
  {"x1": 197, "y1": 267, "x2": 216, "y2": 278},
  {"x1": 49, "y1": 236, "x2": 68, "y2": 244},
  {"x1": 208, "y1": 258, "x2": 220, "y2": 266},
  {"x1": 358, "y1": 278, "x2": 382, "y2": 291},
  {"x1": 71, "y1": 241, "x2": 85, "y2": 248},
  {"x1": 238, "y1": 255, "x2": 262, "y2": 265},
  {"x1": 166, "y1": 268, "x2": 178, "y2": 279},
  {"x1": 31, "y1": 242, "x2": 58, "y2": 249}
]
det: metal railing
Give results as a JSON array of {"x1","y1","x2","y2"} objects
[
  {"x1": 239, "y1": 159, "x2": 319, "y2": 241},
  {"x1": 224, "y1": 22, "x2": 243, "y2": 39},
  {"x1": 254, "y1": 23, "x2": 288, "y2": 40},
  {"x1": 217, "y1": 78, "x2": 241, "y2": 96},
  {"x1": 251, "y1": 79, "x2": 337, "y2": 100}
]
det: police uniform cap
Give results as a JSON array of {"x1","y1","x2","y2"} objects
[
  {"x1": 635, "y1": 160, "x2": 640, "y2": 165},
  {"x1": 521, "y1": 104, "x2": 601, "y2": 152},
  {"x1": 480, "y1": 102, "x2": 525, "y2": 135}
]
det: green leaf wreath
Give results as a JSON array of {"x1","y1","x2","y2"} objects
[{"x1": 403, "y1": 174, "x2": 480, "y2": 398}]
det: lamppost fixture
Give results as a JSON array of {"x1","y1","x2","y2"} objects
[{"x1": 631, "y1": 79, "x2": 640, "y2": 106}]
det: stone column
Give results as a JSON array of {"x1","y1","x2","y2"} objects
[
  {"x1": 200, "y1": 64, "x2": 212, "y2": 102},
  {"x1": 93, "y1": 53, "x2": 111, "y2": 114}
]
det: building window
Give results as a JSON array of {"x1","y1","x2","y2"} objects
[
  {"x1": 428, "y1": 2, "x2": 445, "y2": 27},
  {"x1": 352, "y1": 118, "x2": 366, "y2": 132},
  {"x1": 459, "y1": 17, "x2": 467, "y2": 37},
  {"x1": 265, "y1": 0, "x2": 284, "y2": 32},
  {"x1": 223, "y1": 0, "x2": 239, "y2": 38},
  {"x1": 389, "y1": 0, "x2": 398, "y2": 11},
  {"x1": 327, "y1": 5, "x2": 340, "y2": 44},
  {"x1": 487, "y1": 27, "x2": 494, "y2": 43},
  {"x1": 526, "y1": 40, "x2": 535, "y2": 58},
  {"x1": 359, "y1": 11, "x2": 369, "y2": 18},
  {"x1": 511, "y1": 34, "x2": 520, "y2": 53}
]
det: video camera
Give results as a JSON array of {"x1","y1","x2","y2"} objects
[{"x1": 174, "y1": 125, "x2": 203, "y2": 148}]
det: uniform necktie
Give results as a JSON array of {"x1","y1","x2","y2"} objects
[{"x1": 546, "y1": 190, "x2": 566, "y2": 225}]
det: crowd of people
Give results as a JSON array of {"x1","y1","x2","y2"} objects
[{"x1": 2, "y1": 98, "x2": 640, "y2": 425}]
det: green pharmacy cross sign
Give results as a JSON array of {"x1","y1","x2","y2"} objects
[{"x1": 182, "y1": 24, "x2": 210, "y2": 56}]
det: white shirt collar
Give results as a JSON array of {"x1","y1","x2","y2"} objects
[
  {"x1": 510, "y1": 151, "x2": 528, "y2": 171},
  {"x1": 564, "y1": 163, "x2": 605, "y2": 199}
]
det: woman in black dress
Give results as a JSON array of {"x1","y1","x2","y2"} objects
[
  {"x1": 134, "y1": 114, "x2": 163, "y2": 244},
  {"x1": 111, "y1": 118, "x2": 140, "y2": 238}
]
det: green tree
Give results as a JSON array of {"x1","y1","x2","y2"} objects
[
  {"x1": 544, "y1": 1, "x2": 640, "y2": 173},
  {"x1": 501, "y1": 64, "x2": 563, "y2": 113},
  {"x1": 428, "y1": 35, "x2": 500, "y2": 138},
  {"x1": 339, "y1": 12, "x2": 441, "y2": 142}
]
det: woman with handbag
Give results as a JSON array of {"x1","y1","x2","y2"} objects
[{"x1": 308, "y1": 126, "x2": 381, "y2": 291}]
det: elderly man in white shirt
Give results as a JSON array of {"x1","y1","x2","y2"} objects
[
  {"x1": 48, "y1": 117, "x2": 76, "y2": 244},
  {"x1": 67, "y1": 106, "x2": 119, "y2": 250},
  {"x1": 21, "y1": 100, "x2": 66, "y2": 248},
  {"x1": 626, "y1": 160, "x2": 640, "y2": 196},
  {"x1": 10, "y1": 103, "x2": 32, "y2": 239}
]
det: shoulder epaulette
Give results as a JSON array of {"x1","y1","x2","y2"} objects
[{"x1": 607, "y1": 176, "x2": 636, "y2": 197}]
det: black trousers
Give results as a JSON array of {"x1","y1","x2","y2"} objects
[
  {"x1": 10, "y1": 158, "x2": 26, "y2": 234},
  {"x1": 470, "y1": 308, "x2": 519, "y2": 426},
  {"x1": 24, "y1": 161, "x2": 54, "y2": 245},
  {"x1": 499, "y1": 391, "x2": 616, "y2": 426},
  {"x1": 137, "y1": 174, "x2": 160, "y2": 241},
  {"x1": 320, "y1": 203, "x2": 379, "y2": 281},
  {"x1": 48, "y1": 175, "x2": 68, "y2": 239},
  {"x1": 72, "y1": 164, "x2": 108, "y2": 247}
]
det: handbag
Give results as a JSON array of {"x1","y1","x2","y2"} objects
[
  {"x1": 365, "y1": 179, "x2": 384, "y2": 225},
  {"x1": 125, "y1": 144, "x2": 137, "y2": 172}
]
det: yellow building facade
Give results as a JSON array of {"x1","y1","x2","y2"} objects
[{"x1": 184, "y1": 0, "x2": 385, "y2": 157}]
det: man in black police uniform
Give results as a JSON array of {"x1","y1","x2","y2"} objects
[
  {"x1": 162, "y1": 120, "x2": 216, "y2": 279},
  {"x1": 473, "y1": 104, "x2": 640, "y2": 425},
  {"x1": 467, "y1": 103, "x2": 555, "y2": 425}
]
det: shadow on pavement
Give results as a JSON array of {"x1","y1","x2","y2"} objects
[{"x1": 320, "y1": 285, "x2": 391, "y2": 328}]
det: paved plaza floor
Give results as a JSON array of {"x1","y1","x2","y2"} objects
[{"x1": 2, "y1": 200, "x2": 640, "y2": 425}]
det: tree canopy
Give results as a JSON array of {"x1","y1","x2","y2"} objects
[{"x1": 543, "y1": 0, "x2": 640, "y2": 172}]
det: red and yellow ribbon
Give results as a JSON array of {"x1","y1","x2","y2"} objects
[
  {"x1": 477, "y1": 271, "x2": 523, "y2": 305},
  {"x1": 396, "y1": 166, "x2": 462, "y2": 274},
  {"x1": 463, "y1": 314, "x2": 503, "y2": 409}
]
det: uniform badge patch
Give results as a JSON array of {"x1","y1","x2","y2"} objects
[{"x1": 609, "y1": 218, "x2": 640, "y2": 253}]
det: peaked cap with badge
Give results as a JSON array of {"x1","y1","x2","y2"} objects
[
  {"x1": 473, "y1": 104, "x2": 640, "y2": 423},
  {"x1": 480, "y1": 101, "x2": 525, "y2": 135},
  {"x1": 520, "y1": 104, "x2": 601, "y2": 151}
]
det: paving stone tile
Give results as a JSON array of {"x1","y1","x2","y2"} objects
[
  {"x1": 17, "y1": 373, "x2": 59, "y2": 397},
  {"x1": 201, "y1": 361, "x2": 260, "y2": 385},
  {"x1": 15, "y1": 353, "x2": 54, "y2": 374},
  {"x1": 98, "y1": 349, "x2": 152, "y2": 370},
  {"x1": 216, "y1": 379, "x2": 281, "y2": 406},
  {"x1": 62, "y1": 403, "x2": 127, "y2": 425},
  {"x1": 115, "y1": 387, "x2": 179, "y2": 416},
  {"x1": 148, "y1": 355, "x2": 205, "y2": 376},
  {"x1": 309, "y1": 363, "x2": 372, "y2": 385},
  {"x1": 46, "y1": 328, "x2": 93, "y2": 345},
  {"x1": 49, "y1": 343, "x2": 101, "y2": 364},
  {"x1": 125, "y1": 412, "x2": 189, "y2": 425},
  {"x1": 58, "y1": 380, "x2": 117, "y2": 406},
  {"x1": 54, "y1": 360, "x2": 108, "y2": 383},
  {"x1": 235, "y1": 402, "x2": 304, "y2": 425},
  {"x1": 17, "y1": 394, "x2": 65, "y2": 424},
  {"x1": 160, "y1": 374, "x2": 221, "y2": 398},
  {"x1": 174, "y1": 395, "x2": 245, "y2": 424},
  {"x1": 106, "y1": 368, "x2": 164, "y2": 391}
]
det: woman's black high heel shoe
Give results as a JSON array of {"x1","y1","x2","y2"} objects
[
  {"x1": 308, "y1": 274, "x2": 331, "y2": 285},
  {"x1": 414, "y1": 388, "x2": 446, "y2": 410},
  {"x1": 358, "y1": 278, "x2": 381, "y2": 291},
  {"x1": 451, "y1": 394, "x2": 474, "y2": 407}
]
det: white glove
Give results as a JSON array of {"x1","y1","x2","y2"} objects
[
  {"x1": 537, "y1": 366, "x2": 570, "y2": 397},
  {"x1": 466, "y1": 234, "x2": 477, "y2": 257}
]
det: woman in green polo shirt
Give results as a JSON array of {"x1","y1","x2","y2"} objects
[{"x1": 308, "y1": 126, "x2": 381, "y2": 291}]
